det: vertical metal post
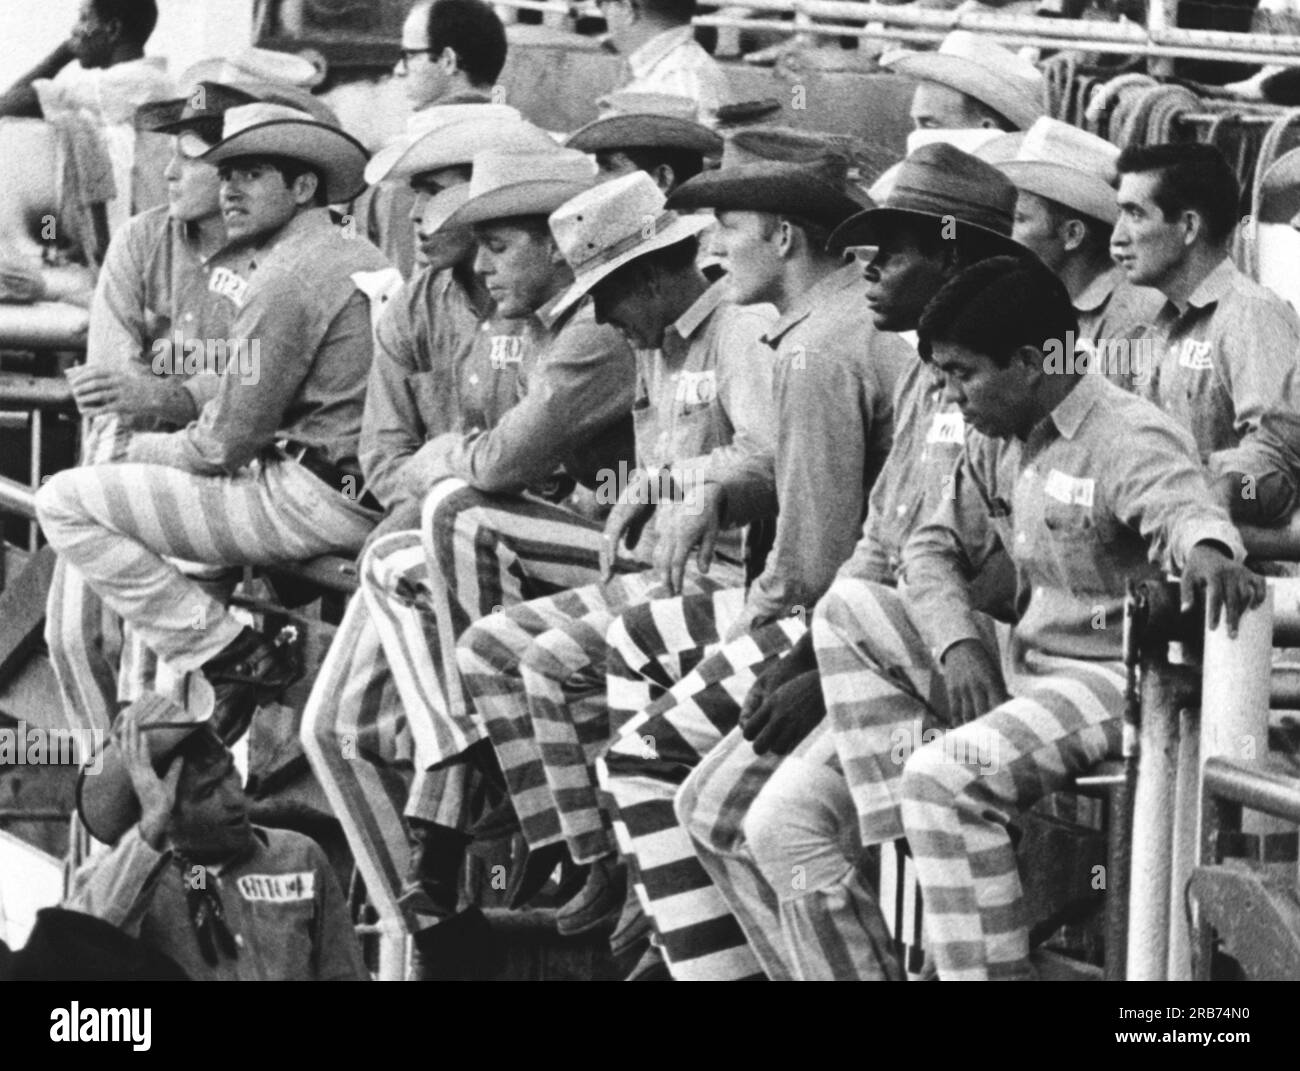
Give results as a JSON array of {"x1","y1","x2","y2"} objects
[
  {"x1": 1126, "y1": 657, "x2": 1181, "y2": 980},
  {"x1": 1146, "y1": 0, "x2": 1177, "y2": 76},
  {"x1": 1166, "y1": 706, "x2": 1200, "y2": 979},
  {"x1": 1104, "y1": 774, "x2": 1131, "y2": 981},
  {"x1": 28, "y1": 409, "x2": 42, "y2": 552}
]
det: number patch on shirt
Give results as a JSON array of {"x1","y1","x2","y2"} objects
[
  {"x1": 1173, "y1": 339, "x2": 1214, "y2": 371},
  {"x1": 675, "y1": 370, "x2": 717, "y2": 407},
  {"x1": 209, "y1": 267, "x2": 249, "y2": 309},
  {"x1": 237, "y1": 872, "x2": 316, "y2": 903},
  {"x1": 1044, "y1": 469, "x2": 1095, "y2": 508},
  {"x1": 489, "y1": 335, "x2": 526, "y2": 368},
  {"x1": 926, "y1": 411, "x2": 966, "y2": 445}
]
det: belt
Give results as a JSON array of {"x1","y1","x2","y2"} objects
[{"x1": 279, "y1": 440, "x2": 381, "y2": 512}]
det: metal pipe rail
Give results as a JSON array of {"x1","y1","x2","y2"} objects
[{"x1": 1203, "y1": 756, "x2": 1300, "y2": 823}]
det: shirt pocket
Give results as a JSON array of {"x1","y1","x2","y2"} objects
[{"x1": 1041, "y1": 498, "x2": 1120, "y2": 596}]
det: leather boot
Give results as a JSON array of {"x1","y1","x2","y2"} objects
[{"x1": 397, "y1": 819, "x2": 470, "y2": 919}]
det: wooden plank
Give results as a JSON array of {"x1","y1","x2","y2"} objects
[{"x1": 0, "y1": 544, "x2": 56, "y2": 685}]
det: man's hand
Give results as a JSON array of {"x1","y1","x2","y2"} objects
[
  {"x1": 653, "y1": 481, "x2": 724, "y2": 595},
  {"x1": 600, "y1": 469, "x2": 656, "y2": 582},
  {"x1": 119, "y1": 717, "x2": 182, "y2": 852},
  {"x1": 1181, "y1": 542, "x2": 1267, "y2": 638},
  {"x1": 738, "y1": 631, "x2": 817, "y2": 726},
  {"x1": 740, "y1": 670, "x2": 826, "y2": 756},
  {"x1": 939, "y1": 638, "x2": 1008, "y2": 726},
  {"x1": 66, "y1": 366, "x2": 177, "y2": 421}
]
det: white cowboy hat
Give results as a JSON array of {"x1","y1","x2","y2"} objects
[
  {"x1": 179, "y1": 46, "x2": 323, "y2": 91},
  {"x1": 440, "y1": 148, "x2": 596, "y2": 231},
  {"x1": 548, "y1": 171, "x2": 714, "y2": 320},
  {"x1": 881, "y1": 30, "x2": 1046, "y2": 132},
  {"x1": 203, "y1": 102, "x2": 370, "y2": 203},
  {"x1": 997, "y1": 117, "x2": 1120, "y2": 225},
  {"x1": 364, "y1": 103, "x2": 555, "y2": 186}
]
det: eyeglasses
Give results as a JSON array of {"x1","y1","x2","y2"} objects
[{"x1": 396, "y1": 48, "x2": 435, "y2": 75}]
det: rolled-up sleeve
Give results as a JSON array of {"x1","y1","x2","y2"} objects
[{"x1": 64, "y1": 828, "x2": 170, "y2": 935}]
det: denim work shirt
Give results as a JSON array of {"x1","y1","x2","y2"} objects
[{"x1": 902, "y1": 373, "x2": 1244, "y2": 663}]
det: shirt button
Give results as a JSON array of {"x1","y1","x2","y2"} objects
[
  {"x1": 468, "y1": 374, "x2": 479, "y2": 386},
  {"x1": 1017, "y1": 532, "x2": 1027, "y2": 544},
  {"x1": 480, "y1": 322, "x2": 490, "y2": 332},
  {"x1": 896, "y1": 504, "x2": 906, "y2": 517}
]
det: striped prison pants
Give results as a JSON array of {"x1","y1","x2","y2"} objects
[
  {"x1": 35, "y1": 454, "x2": 379, "y2": 677},
  {"x1": 598, "y1": 588, "x2": 806, "y2": 980},
  {"x1": 417, "y1": 478, "x2": 649, "y2": 847},
  {"x1": 741, "y1": 574, "x2": 1122, "y2": 980},
  {"x1": 455, "y1": 561, "x2": 744, "y2": 864},
  {"x1": 299, "y1": 530, "x2": 477, "y2": 933},
  {"x1": 44, "y1": 413, "x2": 239, "y2": 738}
]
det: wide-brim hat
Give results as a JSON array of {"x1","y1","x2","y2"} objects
[
  {"x1": 179, "y1": 47, "x2": 323, "y2": 91},
  {"x1": 77, "y1": 682, "x2": 217, "y2": 846},
  {"x1": 0, "y1": 908, "x2": 190, "y2": 981},
  {"x1": 997, "y1": 117, "x2": 1120, "y2": 225},
  {"x1": 567, "y1": 91, "x2": 721, "y2": 156},
  {"x1": 365, "y1": 103, "x2": 548, "y2": 185},
  {"x1": 881, "y1": 30, "x2": 1046, "y2": 132},
  {"x1": 419, "y1": 183, "x2": 471, "y2": 238},
  {"x1": 548, "y1": 170, "x2": 715, "y2": 320},
  {"x1": 441, "y1": 148, "x2": 596, "y2": 231},
  {"x1": 830, "y1": 141, "x2": 1019, "y2": 252},
  {"x1": 203, "y1": 102, "x2": 370, "y2": 203}
]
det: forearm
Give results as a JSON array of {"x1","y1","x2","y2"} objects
[
  {"x1": 0, "y1": 42, "x2": 74, "y2": 117},
  {"x1": 64, "y1": 828, "x2": 168, "y2": 931}
]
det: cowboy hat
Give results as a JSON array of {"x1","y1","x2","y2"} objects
[
  {"x1": 203, "y1": 102, "x2": 370, "y2": 203},
  {"x1": 667, "y1": 128, "x2": 870, "y2": 231},
  {"x1": 998, "y1": 118, "x2": 1120, "y2": 225},
  {"x1": 567, "y1": 91, "x2": 722, "y2": 157},
  {"x1": 881, "y1": 30, "x2": 1046, "y2": 132},
  {"x1": 365, "y1": 104, "x2": 555, "y2": 185},
  {"x1": 77, "y1": 683, "x2": 217, "y2": 846},
  {"x1": 135, "y1": 81, "x2": 258, "y2": 135},
  {"x1": 440, "y1": 148, "x2": 597, "y2": 231},
  {"x1": 547, "y1": 170, "x2": 715, "y2": 320},
  {"x1": 871, "y1": 127, "x2": 1010, "y2": 201},
  {"x1": 830, "y1": 142, "x2": 1020, "y2": 252},
  {"x1": 179, "y1": 47, "x2": 323, "y2": 91}
]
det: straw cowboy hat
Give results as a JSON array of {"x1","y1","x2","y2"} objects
[
  {"x1": 440, "y1": 148, "x2": 597, "y2": 231},
  {"x1": 364, "y1": 103, "x2": 558, "y2": 185},
  {"x1": 871, "y1": 127, "x2": 1009, "y2": 201},
  {"x1": 180, "y1": 46, "x2": 323, "y2": 91},
  {"x1": 830, "y1": 142, "x2": 1020, "y2": 252},
  {"x1": 667, "y1": 127, "x2": 871, "y2": 230},
  {"x1": 567, "y1": 91, "x2": 722, "y2": 157},
  {"x1": 77, "y1": 683, "x2": 218, "y2": 846},
  {"x1": 203, "y1": 102, "x2": 370, "y2": 203},
  {"x1": 547, "y1": 170, "x2": 715, "y2": 319},
  {"x1": 135, "y1": 81, "x2": 257, "y2": 135},
  {"x1": 881, "y1": 30, "x2": 1046, "y2": 132},
  {"x1": 997, "y1": 117, "x2": 1121, "y2": 225}
]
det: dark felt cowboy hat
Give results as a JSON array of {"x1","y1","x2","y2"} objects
[
  {"x1": 566, "y1": 91, "x2": 722, "y2": 157},
  {"x1": 666, "y1": 127, "x2": 871, "y2": 231},
  {"x1": 828, "y1": 142, "x2": 1021, "y2": 253}
]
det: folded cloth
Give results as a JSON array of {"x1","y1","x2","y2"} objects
[{"x1": 0, "y1": 253, "x2": 45, "y2": 304}]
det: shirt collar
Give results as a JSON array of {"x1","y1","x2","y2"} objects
[
  {"x1": 629, "y1": 26, "x2": 695, "y2": 80},
  {"x1": 668, "y1": 279, "x2": 726, "y2": 343},
  {"x1": 537, "y1": 289, "x2": 581, "y2": 332},
  {"x1": 761, "y1": 263, "x2": 861, "y2": 349},
  {"x1": 1184, "y1": 255, "x2": 1238, "y2": 311},
  {"x1": 1073, "y1": 266, "x2": 1122, "y2": 314},
  {"x1": 1049, "y1": 371, "x2": 1107, "y2": 440},
  {"x1": 249, "y1": 206, "x2": 333, "y2": 259}
]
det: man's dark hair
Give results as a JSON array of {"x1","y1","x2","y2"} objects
[
  {"x1": 918, "y1": 255, "x2": 1077, "y2": 367},
  {"x1": 607, "y1": 235, "x2": 702, "y2": 288},
  {"x1": 173, "y1": 727, "x2": 231, "y2": 782},
  {"x1": 474, "y1": 215, "x2": 553, "y2": 242},
  {"x1": 427, "y1": 0, "x2": 508, "y2": 87},
  {"x1": 1115, "y1": 142, "x2": 1240, "y2": 247},
  {"x1": 619, "y1": 147, "x2": 705, "y2": 189},
  {"x1": 92, "y1": 0, "x2": 159, "y2": 46},
  {"x1": 264, "y1": 155, "x2": 330, "y2": 207}
]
